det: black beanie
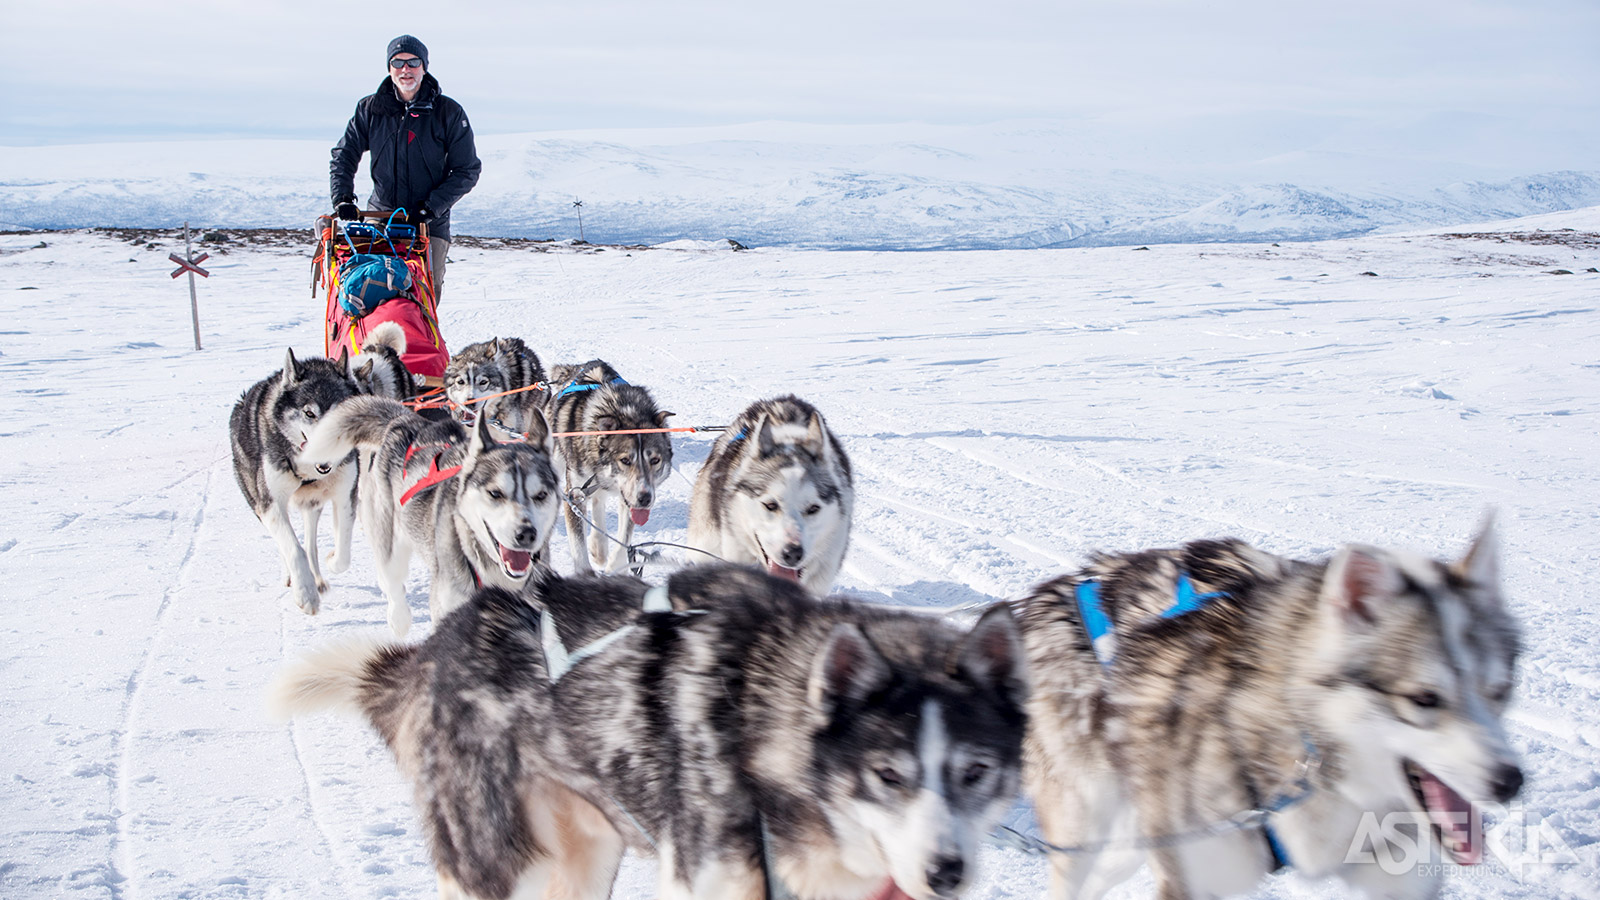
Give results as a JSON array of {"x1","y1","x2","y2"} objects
[{"x1": 386, "y1": 35, "x2": 428, "y2": 69}]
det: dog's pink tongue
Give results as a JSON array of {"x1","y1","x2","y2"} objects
[
  {"x1": 500, "y1": 545, "x2": 532, "y2": 576},
  {"x1": 767, "y1": 562, "x2": 801, "y2": 583},
  {"x1": 1420, "y1": 769, "x2": 1482, "y2": 864},
  {"x1": 630, "y1": 507, "x2": 650, "y2": 526},
  {"x1": 866, "y1": 881, "x2": 914, "y2": 900}
]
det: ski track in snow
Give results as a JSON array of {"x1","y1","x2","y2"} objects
[
  {"x1": 4, "y1": 216, "x2": 1600, "y2": 898},
  {"x1": 112, "y1": 460, "x2": 206, "y2": 900}
]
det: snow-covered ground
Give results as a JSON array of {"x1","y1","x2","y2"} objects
[{"x1": 3, "y1": 208, "x2": 1599, "y2": 899}]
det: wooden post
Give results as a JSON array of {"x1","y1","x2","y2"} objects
[{"x1": 184, "y1": 222, "x2": 202, "y2": 350}]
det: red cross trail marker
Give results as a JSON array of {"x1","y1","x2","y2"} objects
[
  {"x1": 169, "y1": 222, "x2": 207, "y2": 350},
  {"x1": 168, "y1": 251, "x2": 209, "y2": 278}
]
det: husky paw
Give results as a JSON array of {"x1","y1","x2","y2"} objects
[
  {"x1": 295, "y1": 585, "x2": 320, "y2": 616},
  {"x1": 388, "y1": 602, "x2": 413, "y2": 638},
  {"x1": 325, "y1": 550, "x2": 350, "y2": 575},
  {"x1": 315, "y1": 574, "x2": 329, "y2": 593}
]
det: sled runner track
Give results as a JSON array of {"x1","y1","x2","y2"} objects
[
  {"x1": 278, "y1": 608, "x2": 359, "y2": 899},
  {"x1": 112, "y1": 456, "x2": 219, "y2": 900}
]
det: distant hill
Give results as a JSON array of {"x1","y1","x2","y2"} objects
[{"x1": 3, "y1": 120, "x2": 1597, "y2": 249}]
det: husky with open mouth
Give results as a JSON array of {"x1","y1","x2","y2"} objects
[
  {"x1": 1016, "y1": 520, "x2": 1523, "y2": 900},
  {"x1": 688, "y1": 395, "x2": 854, "y2": 595},
  {"x1": 543, "y1": 359, "x2": 673, "y2": 573},
  {"x1": 299, "y1": 395, "x2": 559, "y2": 635}
]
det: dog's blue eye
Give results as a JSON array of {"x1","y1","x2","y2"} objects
[{"x1": 1410, "y1": 691, "x2": 1441, "y2": 709}]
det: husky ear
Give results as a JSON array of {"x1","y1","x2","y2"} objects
[
  {"x1": 1322, "y1": 545, "x2": 1403, "y2": 630},
  {"x1": 468, "y1": 410, "x2": 496, "y2": 458},
  {"x1": 1452, "y1": 510, "x2": 1501, "y2": 596},
  {"x1": 280, "y1": 348, "x2": 300, "y2": 388},
  {"x1": 808, "y1": 624, "x2": 892, "y2": 722},
  {"x1": 523, "y1": 407, "x2": 555, "y2": 455},
  {"x1": 756, "y1": 415, "x2": 778, "y2": 458},
  {"x1": 354, "y1": 358, "x2": 373, "y2": 386},
  {"x1": 956, "y1": 604, "x2": 1028, "y2": 708},
  {"x1": 655, "y1": 410, "x2": 675, "y2": 428},
  {"x1": 798, "y1": 410, "x2": 826, "y2": 457}
]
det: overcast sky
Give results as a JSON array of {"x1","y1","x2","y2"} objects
[{"x1": 7, "y1": 0, "x2": 1599, "y2": 155}]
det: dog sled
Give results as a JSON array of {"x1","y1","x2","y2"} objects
[{"x1": 313, "y1": 210, "x2": 448, "y2": 386}]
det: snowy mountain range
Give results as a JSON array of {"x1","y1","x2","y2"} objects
[{"x1": 2, "y1": 119, "x2": 1596, "y2": 249}]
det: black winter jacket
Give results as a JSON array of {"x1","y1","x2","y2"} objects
[{"x1": 330, "y1": 74, "x2": 481, "y2": 242}]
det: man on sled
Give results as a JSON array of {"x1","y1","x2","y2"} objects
[
  {"x1": 330, "y1": 34, "x2": 480, "y2": 303},
  {"x1": 320, "y1": 35, "x2": 480, "y2": 387}
]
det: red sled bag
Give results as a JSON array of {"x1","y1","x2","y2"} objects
[{"x1": 315, "y1": 214, "x2": 449, "y2": 379}]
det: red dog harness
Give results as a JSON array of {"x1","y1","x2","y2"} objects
[{"x1": 398, "y1": 442, "x2": 462, "y2": 506}]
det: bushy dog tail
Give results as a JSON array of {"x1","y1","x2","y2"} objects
[
  {"x1": 300, "y1": 395, "x2": 411, "y2": 466},
  {"x1": 361, "y1": 320, "x2": 407, "y2": 357},
  {"x1": 266, "y1": 634, "x2": 410, "y2": 722}
]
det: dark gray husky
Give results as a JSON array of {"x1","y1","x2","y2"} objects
[{"x1": 273, "y1": 564, "x2": 1029, "y2": 900}]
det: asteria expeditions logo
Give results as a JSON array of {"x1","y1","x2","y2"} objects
[{"x1": 1344, "y1": 801, "x2": 1581, "y2": 880}]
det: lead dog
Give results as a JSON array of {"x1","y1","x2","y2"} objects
[
  {"x1": 229, "y1": 348, "x2": 359, "y2": 616},
  {"x1": 687, "y1": 395, "x2": 854, "y2": 595},
  {"x1": 272, "y1": 564, "x2": 1029, "y2": 900},
  {"x1": 1016, "y1": 520, "x2": 1523, "y2": 899},
  {"x1": 299, "y1": 396, "x2": 560, "y2": 635}
]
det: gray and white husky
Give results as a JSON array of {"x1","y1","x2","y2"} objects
[
  {"x1": 230, "y1": 348, "x2": 359, "y2": 616},
  {"x1": 349, "y1": 321, "x2": 416, "y2": 401},
  {"x1": 544, "y1": 360, "x2": 674, "y2": 573},
  {"x1": 444, "y1": 336, "x2": 546, "y2": 434},
  {"x1": 272, "y1": 564, "x2": 1028, "y2": 900},
  {"x1": 1016, "y1": 520, "x2": 1523, "y2": 900},
  {"x1": 299, "y1": 395, "x2": 560, "y2": 636},
  {"x1": 688, "y1": 395, "x2": 854, "y2": 595}
]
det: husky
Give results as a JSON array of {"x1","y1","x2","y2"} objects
[
  {"x1": 349, "y1": 321, "x2": 417, "y2": 401},
  {"x1": 230, "y1": 348, "x2": 359, "y2": 616},
  {"x1": 272, "y1": 563, "x2": 1029, "y2": 900},
  {"x1": 544, "y1": 360, "x2": 674, "y2": 573},
  {"x1": 298, "y1": 395, "x2": 560, "y2": 636},
  {"x1": 444, "y1": 336, "x2": 546, "y2": 435},
  {"x1": 687, "y1": 395, "x2": 854, "y2": 595},
  {"x1": 1016, "y1": 520, "x2": 1523, "y2": 900}
]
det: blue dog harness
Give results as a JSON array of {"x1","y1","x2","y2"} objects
[
  {"x1": 1075, "y1": 573, "x2": 1225, "y2": 667},
  {"x1": 556, "y1": 375, "x2": 628, "y2": 398},
  {"x1": 1074, "y1": 573, "x2": 1294, "y2": 871}
]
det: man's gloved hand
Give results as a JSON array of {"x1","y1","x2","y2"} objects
[
  {"x1": 414, "y1": 206, "x2": 434, "y2": 226},
  {"x1": 334, "y1": 200, "x2": 360, "y2": 221}
]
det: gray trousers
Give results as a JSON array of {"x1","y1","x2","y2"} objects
[{"x1": 429, "y1": 238, "x2": 449, "y2": 303}]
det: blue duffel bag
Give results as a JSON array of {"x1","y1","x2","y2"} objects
[{"x1": 337, "y1": 252, "x2": 412, "y2": 318}]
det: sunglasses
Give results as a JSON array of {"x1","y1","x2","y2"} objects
[{"x1": 389, "y1": 57, "x2": 424, "y2": 69}]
